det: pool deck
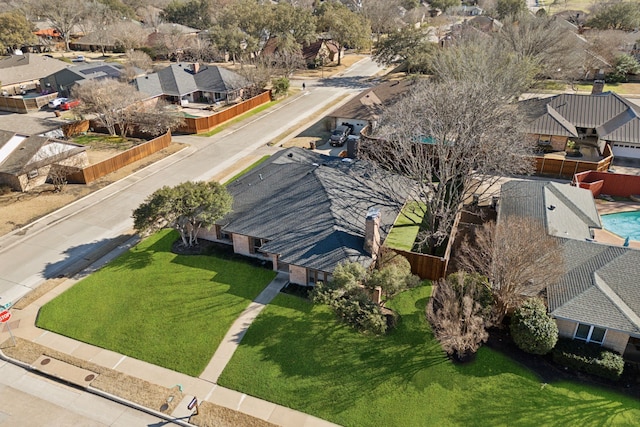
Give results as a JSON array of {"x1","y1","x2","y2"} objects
[{"x1": 593, "y1": 200, "x2": 640, "y2": 249}]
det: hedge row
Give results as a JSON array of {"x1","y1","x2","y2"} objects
[{"x1": 552, "y1": 338, "x2": 624, "y2": 380}]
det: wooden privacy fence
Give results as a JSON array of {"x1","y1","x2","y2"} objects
[
  {"x1": 68, "y1": 131, "x2": 171, "y2": 184},
  {"x1": 0, "y1": 93, "x2": 58, "y2": 113},
  {"x1": 177, "y1": 90, "x2": 272, "y2": 134},
  {"x1": 535, "y1": 144, "x2": 613, "y2": 179},
  {"x1": 384, "y1": 209, "x2": 461, "y2": 281}
]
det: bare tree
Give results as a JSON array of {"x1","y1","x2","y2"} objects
[
  {"x1": 362, "y1": 0, "x2": 403, "y2": 36},
  {"x1": 45, "y1": 142, "x2": 89, "y2": 192},
  {"x1": 456, "y1": 216, "x2": 565, "y2": 325},
  {"x1": 129, "y1": 98, "x2": 185, "y2": 136},
  {"x1": 497, "y1": 13, "x2": 584, "y2": 81},
  {"x1": 363, "y1": 79, "x2": 534, "y2": 255},
  {"x1": 427, "y1": 272, "x2": 491, "y2": 361},
  {"x1": 26, "y1": 0, "x2": 89, "y2": 51},
  {"x1": 72, "y1": 79, "x2": 143, "y2": 137},
  {"x1": 112, "y1": 20, "x2": 150, "y2": 51}
]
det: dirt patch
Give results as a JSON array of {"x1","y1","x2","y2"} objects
[
  {"x1": 0, "y1": 337, "x2": 276, "y2": 426},
  {"x1": 0, "y1": 142, "x2": 186, "y2": 237}
]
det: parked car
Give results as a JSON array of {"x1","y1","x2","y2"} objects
[
  {"x1": 72, "y1": 55, "x2": 85, "y2": 62},
  {"x1": 60, "y1": 99, "x2": 81, "y2": 110},
  {"x1": 330, "y1": 125, "x2": 351, "y2": 147},
  {"x1": 48, "y1": 97, "x2": 68, "y2": 109}
]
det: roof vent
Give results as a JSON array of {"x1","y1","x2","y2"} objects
[
  {"x1": 312, "y1": 163, "x2": 319, "y2": 166},
  {"x1": 287, "y1": 153, "x2": 293, "y2": 158},
  {"x1": 548, "y1": 205, "x2": 556, "y2": 210}
]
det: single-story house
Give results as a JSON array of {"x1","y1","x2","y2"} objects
[
  {"x1": 326, "y1": 79, "x2": 416, "y2": 135},
  {"x1": 498, "y1": 180, "x2": 640, "y2": 358},
  {"x1": 0, "y1": 129, "x2": 88, "y2": 192},
  {"x1": 523, "y1": 91, "x2": 640, "y2": 159},
  {"x1": 39, "y1": 62, "x2": 127, "y2": 96},
  {"x1": 198, "y1": 147, "x2": 411, "y2": 285},
  {"x1": 0, "y1": 54, "x2": 69, "y2": 95},
  {"x1": 302, "y1": 40, "x2": 340, "y2": 68},
  {"x1": 134, "y1": 63, "x2": 250, "y2": 105}
]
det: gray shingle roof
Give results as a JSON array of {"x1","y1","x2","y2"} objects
[
  {"x1": 498, "y1": 180, "x2": 600, "y2": 240},
  {"x1": 220, "y1": 148, "x2": 411, "y2": 272},
  {"x1": 134, "y1": 63, "x2": 249, "y2": 98},
  {"x1": 0, "y1": 54, "x2": 70, "y2": 86},
  {"x1": 500, "y1": 179, "x2": 640, "y2": 336}
]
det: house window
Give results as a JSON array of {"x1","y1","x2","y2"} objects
[
  {"x1": 220, "y1": 231, "x2": 231, "y2": 241},
  {"x1": 574, "y1": 323, "x2": 606, "y2": 344},
  {"x1": 27, "y1": 170, "x2": 39, "y2": 179},
  {"x1": 538, "y1": 135, "x2": 551, "y2": 145}
]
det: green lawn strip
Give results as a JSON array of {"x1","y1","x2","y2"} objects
[
  {"x1": 384, "y1": 201, "x2": 425, "y2": 251},
  {"x1": 71, "y1": 134, "x2": 128, "y2": 145},
  {"x1": 36, "y1": 229, "x2": 276, "y2": 376},
  {"x1": 218, "y1": 285, "x2": 640, "y2": 427},
  {"x1": 196, "y1": 99, "x2": 282, "y2": 137},
  {"x1": 225, "y1": 156, "x2": 271, "y2": 184}
]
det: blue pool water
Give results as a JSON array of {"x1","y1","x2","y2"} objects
[{"x1": 601, "y1": 211, "x2": 640, "y2": 241}]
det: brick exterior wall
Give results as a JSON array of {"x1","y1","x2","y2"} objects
[
  {"x1": 289, "y1": 264, "x2": 307, "y2": 285},
  {"x1": 556, "y1": 318, "x2": 576, "y2": 339},
  {"x1": 603, "y1": 329, "x2": 630, "y2": 355},
  {"x1": 232, "y1": 234, "x2": 251, "y2": 256}
]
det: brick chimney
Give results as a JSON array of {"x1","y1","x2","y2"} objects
[
  {"x1": 191, "y1": 63, "x2": 200, "y2": 74},
  {"x1": 364, "y1": 208, "x2": 381, "y2": 257},
  {"x1": 592, "y1": 79, "x2": 605, "y2": 95}
]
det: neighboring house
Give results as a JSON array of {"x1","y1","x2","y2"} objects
[
  {"x1": 134, "y1": 63, "x2": 250, "y2": 105},
  {"x1": 327, "y1": 79, "x2": 416, "y2": 135},
  {"x1": 198, "y1": 148, "x2": 410, "y2": 285},
  {"x1": 498, "y1": 180, "x2": 640, "y2": 359},
  {"x1": 0, "y1": 129, "x2": 88, "y2": 192},
  {"x1": 39, "y1": 62, "x2": 127, "y2": 96},
  {"x1": 302, "y1": 40, "x2": 340, "y2": 68},
  {"x1": 523, "y1": 91, "x2": 640, "y2": 159},
  {"x1": 0, "y1": 54, "x2": 69, "y2": 95}
]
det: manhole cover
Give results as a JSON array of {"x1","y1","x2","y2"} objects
[
  {"x1": 84, "y1": 374, "x2": 95, "y2": 382},
  {"x1": 40, "y1": 358, "x2": 51, "y2": 365}
]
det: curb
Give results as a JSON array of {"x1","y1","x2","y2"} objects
[{"x1": 0, "y1": 348, "x2": 195, "y2": 427}]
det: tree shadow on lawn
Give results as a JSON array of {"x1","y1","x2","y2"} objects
[
  {"x1": 452, "y1": 370, "x2": 637, "y2": 427},
  {"x1": 235, "y1": 294, "x2": 448, "y2": 415}
]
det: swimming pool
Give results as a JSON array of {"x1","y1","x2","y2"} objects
[{"x1": 601, "y1": 210, "x2": 640, "y2": 241}]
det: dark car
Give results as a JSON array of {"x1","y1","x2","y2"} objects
[{"x1": 329, "y1": 125, "x2": 351, "y2": 147}]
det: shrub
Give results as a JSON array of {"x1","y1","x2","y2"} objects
[
  {"x1": 510, "y1": 298, "x2": 558, "y2": 355},
  {"x1": 0, "y1": 184, "x2": 11, "y2": 195},
  {"x1": 552, "y1": 338, "x2": 624, "y2": 380},
  {"x1": 271, "y1": 77, "x2": 290, "y2": 97}
]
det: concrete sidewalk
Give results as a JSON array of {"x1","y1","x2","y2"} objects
[{"x1": 0, "y1": 271, "x2": 337, "y2": 427}]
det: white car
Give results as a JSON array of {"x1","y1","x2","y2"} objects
[{"x1": 48, "y1": 97, "x2": 68, "y2": 109}]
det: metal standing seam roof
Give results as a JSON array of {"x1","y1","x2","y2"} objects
[
  {"x1": 500, "y1": 179, "x2": 640, "y2": 336},
  {"x1": 219, "y1": 148, "x2": 411, "y2": 273},
  {"x1": 524, "y1": 92, "x2": 640, "y2": 143}
]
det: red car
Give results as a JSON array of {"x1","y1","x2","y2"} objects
[{"x1": 60, "y1": 99, "x2": 81, "y2": 110}]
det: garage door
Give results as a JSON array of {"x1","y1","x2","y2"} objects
[{"x1": 611, "y1": 143, "x2": 640, "y2": 159}]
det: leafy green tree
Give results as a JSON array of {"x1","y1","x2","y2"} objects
[
  {"x1": 608, "y1": 53, "x2": 640, "y2": 82},
  {"x1": 133, "y1": 181, "x2": 232, "y2": 247},
  {"x1": 315, "y1": 1, "x2": 371, "y2": 65},
  {"x1": 0, "y1": 11, "x2": 37, "y2": 53},
  {"x1": 270, "y1": 2, "x2": 317, "y2": 45},
  {"x1": 271, "y1": 77, "x2": 290, "y2": 97},
  {"x1": 161, "y1": 0, "x2": 212, "y2": 30},
  {"x1": 373, "y1": 26, "x2": 437, "y2": 73},
  {"x1": 510, "y1": 298, "x2": 558, "y2": 355},
  {"x1": 494, "y1": 0, "x2": 526, "y2": 19},
  {"x1": 587, "y1": 1, "x2": 640, "y2": 31}
]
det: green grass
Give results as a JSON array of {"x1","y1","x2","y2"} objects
[
  {"x1": 36, "y1": 230, "x2": 276, "y2": 376},
  {"x1": 71, "y1": 134, "x2": 128, "y2": 145},
  {"x1": 384, "y1": 202, "x2": 425, "y2": 251},
  {"x1": 218, "y1": 285, "x2": 640, "y2": 427},
  {"x1": 225, "y1": 155, "x2": 271, "y2": 184},
  {"x1": 197, "y1": 99, "x2": 282, "y2": 137}
]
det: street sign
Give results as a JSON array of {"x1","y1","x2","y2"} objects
[{"x1": 0, "y1": 310, "x2": 11, "y2": 323}]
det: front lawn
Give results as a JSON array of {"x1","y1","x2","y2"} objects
[
  {"x1": 36, "y1": 230, "x2": 276, "y2": 376},
  {"x1": 218, "y1": 285, "x2": 640, "y2": 426}
]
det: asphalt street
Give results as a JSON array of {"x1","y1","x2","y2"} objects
[
  {"x1": 0, "y1": 56, "x2": 384, "y2": 306},
  {"x1": 0, "y1": 360, "x2": 167, "y2": 426}
]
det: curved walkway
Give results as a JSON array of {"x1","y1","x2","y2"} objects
[{"x1": 0, "y1": 261, "x2": 337, "y2": 427}]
